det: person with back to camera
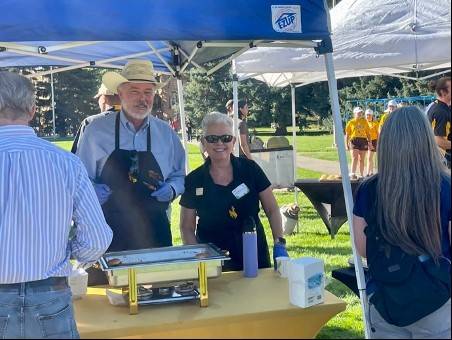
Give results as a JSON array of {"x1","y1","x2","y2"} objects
[
  {"x1": 353, "y1": 106, "x2": 451, "y2": 339},
  {"x1": 0, "y1": 71, "x2": 112, "y2": 339},
  {"x1": 427, "y1": 77, "x2": 451, "y2": 169},
  {"x1": 179, "y1": 112, "x2": 289, "y2": 272}
]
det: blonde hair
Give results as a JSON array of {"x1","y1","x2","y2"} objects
[{"x1": 377, "y1": 106, "x2": 448, "y2": 261}]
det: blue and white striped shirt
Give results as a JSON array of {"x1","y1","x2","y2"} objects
[{"x1": 0, "y1": 125, "x2": 113, "y2": 284}]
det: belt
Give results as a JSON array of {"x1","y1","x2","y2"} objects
[{"x1": 0, "y1": 277, "x2": 68, "y2": 292}]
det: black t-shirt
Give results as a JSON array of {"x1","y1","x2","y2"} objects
[
  {"x1": 428, "y1": 99, "x2": 451, "y2": 156},
  {"x1": 180, "y1": 155, "x2": 271, "y2": 270}
]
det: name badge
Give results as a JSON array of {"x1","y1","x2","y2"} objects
[
  {"x1": 232, "y1": 183, "x2": 250, "y2": 199},
  {"x1": 196, "y1": 188, "x2": 204, "y2": 196}
]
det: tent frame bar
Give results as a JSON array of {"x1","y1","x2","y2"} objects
[
  {"x1": 23, "y1": 48, "x2": 173, "y2": 78},
  {"x1": 146, "y1": 42, "x2": 176, "y2": 76},
  {"x1": 178, "y1": 46, "x2": 207, "y2": 73},
  {"x1": 202, "y1": 41, "x2": 318, "y2": 49},
  {"x1": 206, "y1": 43, "x2": 258, "y2": 76}
]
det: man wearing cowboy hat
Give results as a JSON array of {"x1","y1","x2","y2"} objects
[
  {"x1": 76, "y1": 59, "x2": 185, "y2": 254},
  {"x1": 71, "y1": 83, "x2": 121, "y2": 154}
]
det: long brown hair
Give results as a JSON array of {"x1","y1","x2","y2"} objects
[{"x1": 376, "y1": 106, "x2": 448, "y2": 261}]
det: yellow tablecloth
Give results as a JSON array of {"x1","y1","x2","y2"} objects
[{"x1": 74, "y1": 269, "x2": 346, "y2": 339}]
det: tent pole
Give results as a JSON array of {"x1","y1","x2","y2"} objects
[
  {"x1": 176, "y1": 77, "x2": 189, "y2": 173},
  {"x1": 50, "y1": 67, "x2": 56, "y2": 140},
  {"x1": 174, "y1": 47, "x2": 190, "y2": 173},
  {"x1": 290, "y1": 84, "x2": 300, "y2": 233},
  {"x1": 324, "y1": 52, "x2": 371, "y2": 339},
  {"x1": 232, "y1": 59, "x2": 240, "y2": 157}
]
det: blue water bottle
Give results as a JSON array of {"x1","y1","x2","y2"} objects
[{"x1": 242, "y1": 216, "x2": 258, "y2": 278}]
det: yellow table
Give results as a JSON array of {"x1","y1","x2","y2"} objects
[{"x1": 74, "y1": 269, "x2": 346, "y2": 339}]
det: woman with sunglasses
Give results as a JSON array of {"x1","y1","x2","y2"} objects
[{"x1": 180, "y1": 112, "x2": 288, "y2": 271}]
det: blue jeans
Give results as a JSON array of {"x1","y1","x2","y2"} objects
[{"x1": 0, "y1": 278, "x2": 79, "y2": 339}]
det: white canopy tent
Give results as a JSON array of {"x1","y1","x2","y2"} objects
[{"x1": 236, "y1": 0, "x2": 451, "y2": 87}]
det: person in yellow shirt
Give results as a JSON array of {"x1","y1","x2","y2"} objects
[
  {"x1": 379, "y1": 100, "x2": 397, "y2": 133},
  {"x1": 365, "y1": 109, "x2": 379, "y2": 176},
  {"x1": 345, "y1": 106, "x2": 373, "y2": 178}
]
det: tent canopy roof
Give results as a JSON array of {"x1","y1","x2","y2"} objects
[
  {"x1": 0, "y1": 0, "x2": 331, "y2": 75},
  {"x1": 236, "y1": 0, "x2": 451, "y2": 87}
]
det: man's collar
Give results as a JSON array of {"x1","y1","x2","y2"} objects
[{"x1": 0, "y1": 125, "x2": 36, "y2": 138}]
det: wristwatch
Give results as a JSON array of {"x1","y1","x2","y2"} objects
[{"x1": 275, "y1": 237, "x2": 286, "y2": 246}]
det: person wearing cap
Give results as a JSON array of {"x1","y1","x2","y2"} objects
[
  {"x1": 366, "y1": 108, "x2": 379, "y2": 176},
  {"x1": 379, "y1": 100, "x2": 397, "y2": 133},
  {"x1": 345, "y1": 107, "x2": 373, "y2": 178},
  {"x1": 427, "y1": 77, "x2": 451, "y2": 168},
  {"x1": 71, "y1": 83, "x2": 121, "y2": 154},
  {"x1": 225, "y1": 99, "x2": 253, "y2": 160},
  {"x1": 76, "y1": 59, "x2": 185, "y2": 253}
]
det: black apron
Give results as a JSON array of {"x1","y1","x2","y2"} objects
[
  {"x1": 88, "y1": 113, "x2": 172, "y2": 285},
  {"x1": 195, "y1": 157, "x2": 271, "y2": 271},
  {"x1": 101, "y1": 113, "x2": 172, "y2": 251}
]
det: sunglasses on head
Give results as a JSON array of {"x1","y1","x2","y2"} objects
[{"x1": 204, "y1": 134, "x2": 234, "y2": 144}]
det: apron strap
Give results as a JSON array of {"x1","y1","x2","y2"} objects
[
  {"x1": 147, "y1": 122, "x2": 151, "y2": 151},
  {"x1": 115, "y1": 112, "x2": 120, "y2": 150}
]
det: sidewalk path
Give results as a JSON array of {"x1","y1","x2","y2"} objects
[{"x1": 296, "y1": 155, "x2": 341, "y2": 175}]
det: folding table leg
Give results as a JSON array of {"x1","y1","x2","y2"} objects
[
  {"x1": 128, "y1": 268, "x2": 138, "y2": 315},
  {"x1": 198, "y1": 262, "x2": 208, "y2": 307}
]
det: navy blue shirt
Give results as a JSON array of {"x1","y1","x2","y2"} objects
[{"x1": 354, "y1": 175, "x2": 451, "y2": 260}]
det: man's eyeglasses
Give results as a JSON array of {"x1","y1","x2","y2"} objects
[{"x1": 204, "y1": 135, "x2": 234, "y2": 144}]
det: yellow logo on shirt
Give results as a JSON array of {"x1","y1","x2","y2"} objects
[{"x1": 228, "y1": 206, "x2": 238, "y2": 219}]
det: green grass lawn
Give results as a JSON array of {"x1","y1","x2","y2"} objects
[{"x1": 54, "y1": 138, "x2": 364, "y2": 339}]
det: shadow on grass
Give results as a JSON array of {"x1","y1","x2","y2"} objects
[
  {"x1": 327, "y1": 278, "x2": 358, "y2": 298},
  {"x1": 317, "y1": 325, "x2": 363, "y2": 339}
]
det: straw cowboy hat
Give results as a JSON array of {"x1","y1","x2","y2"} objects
[
  {"x1": 102, "y1": 59, "x2": 162, "y2": 92},
  {"x1": 93, "y1": 83, "x2": 116, "y2": 99}
]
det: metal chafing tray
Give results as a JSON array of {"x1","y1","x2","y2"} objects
[
  {"x1": 99, "y1": 243, "x2": 229, "y2": 287},
  {"x1": 98, "y1": 244, "x2": 230, "y2": 314}
]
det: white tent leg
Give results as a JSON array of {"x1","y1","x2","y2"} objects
[
  {"x1": 324, "y1": 52, "x2": 371, "y2": 339},
  {"x1": 332, "y1": 123, "x2": 337, "y2": 148},
  {"x1": 50, "y1": 67, "x2": 56, "y2": 140},
  {"x1": 232, "y1": 59, "x2": 240, "y2": 157},
  {"x1": 176, "y1": 77, "x2": 190, "y2": 173},
  {"x1": 290, "y1": 84, "x2": 300, "y2": 233}
]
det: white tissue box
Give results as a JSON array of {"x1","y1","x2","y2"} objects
[{"x1": 288, "y1": 257, "x2": 325, "y2": 308}]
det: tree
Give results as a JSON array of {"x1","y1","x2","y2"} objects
[{"x1": 53, "y1": 68, "x2": 102, "y2": 136}]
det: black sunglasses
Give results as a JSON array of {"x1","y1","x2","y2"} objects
[{"x1": 204, "y1": 134, "x2": 234, "y2": 144}]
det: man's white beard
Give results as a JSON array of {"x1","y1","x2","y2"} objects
[{"x1": 127, "y1": 110, "x2": 150, "y2": 120}]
